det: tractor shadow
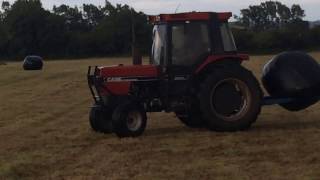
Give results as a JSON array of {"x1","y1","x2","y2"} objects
[
  {"x1": 145, "y1": 118, "x2": 320, "y2": 137},
  {"x1": 253, "y1": 118, "x2": 320, "y2": 132},
  {"x1": 145, "y1": 126, "x2": 207, "y2": 137}
]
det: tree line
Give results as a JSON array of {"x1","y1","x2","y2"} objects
[
  {"x1": 0, "y1": 0, "x2": 319, "y2": 60},
  {"x1": 0, "y1": 0, "x2": 152, "y2": 60},
  {"x1": 234, "y1": 1, "x2": 320, "y2": 53}
]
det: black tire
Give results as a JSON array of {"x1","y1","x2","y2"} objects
[
  {"x1": 112, "y1": 102, "x2": 147, "y2": 138},
  {"x1": 175, "y1": 104, "x2": 205, "y2": 128},
  {"x1": 89, "y1": 104, "x2": 113, "y2": 134},
  {"x1": 199, "y1": 64, "x2": 262, "y2": 132}
]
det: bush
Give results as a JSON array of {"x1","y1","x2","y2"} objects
[{"x1": 233, "y1": 27, "x2": 320, "y2": 54}]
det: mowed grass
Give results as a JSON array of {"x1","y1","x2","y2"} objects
[{"x1": 1, "y1": 53, "x2": 320, "y2": 179}]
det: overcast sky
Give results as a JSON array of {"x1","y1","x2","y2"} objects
[{"x1": 5, "y1": 0, "x2": 320, "y2": 20}]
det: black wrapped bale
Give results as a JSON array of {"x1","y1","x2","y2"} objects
[
  {"x1": 23, "y1": 56, "x2": 43, "y2": 70},
  {"x1": 262, "y1": 51, "x2": 320, "y2": 111}
]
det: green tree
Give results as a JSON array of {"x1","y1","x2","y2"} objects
[
  {"x1": 3, "y1": 0, "x2": 70, "y2": 59},
  {"x1": 83, "y1": 4, "x2": 104, "y2": 28},
  {"x1": 53, "y1": 5, "x2": 87, "y2": 32},
  {"x1": 1, "y1": 1, "x2": 10, "y2": 20},
  {"x1": 4, "y1": 0, "x2": 50, "y2": 58},
  {"x1": 0, "y1": 2, "x2": 9, "y2": 58},
  {"x1": 94, "y1": 3, "x2": 152, "y2": 55},
  {"x1": 0, "y1": 0, "x2": 152, "y2": 59},
  {"x1": 291, "y1": 4, "x2": 305, "y2": 20},
  {"x1": 236, "y1": 1, "x2": 305, "y2": 31}
]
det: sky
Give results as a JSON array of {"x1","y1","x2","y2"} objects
[{"x1": 4, "y1": 0, "x2": 320, "y2": 21}]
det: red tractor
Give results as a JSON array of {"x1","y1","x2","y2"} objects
[{"x1": 87, "y1": 12, "x2": 263, "y2": 137}]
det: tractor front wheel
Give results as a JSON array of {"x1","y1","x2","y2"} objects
[
  {"x1": 89, "y1": 104, "x2": 113, "y2": 133},
  {"x1": 199, "y1": 65, "x2": 262, "y2": 132},
  {"x1": 112, "y1": 102, "x2": 147, "y2": 138}
]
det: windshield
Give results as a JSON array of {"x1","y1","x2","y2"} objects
[
  {"x1": 151, "y1": 25, "x2": 167, "y2": 65},
  {"x1": 220, "y1": 23, "x2": 237, "y2": 52}
]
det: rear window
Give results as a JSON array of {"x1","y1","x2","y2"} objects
[{"x1": 220, "y1": 23, "x2": 237, "y2": 52}]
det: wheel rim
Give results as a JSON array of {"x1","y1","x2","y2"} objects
[
  {"x1": 210, "y1": 78, "x2": 251, "y2": 122},
  {"x1": 126, "y1": 111, "x2": 143, "y2": 131}
]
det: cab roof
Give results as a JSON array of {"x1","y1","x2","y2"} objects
[{"x1": 148, "y1": 12, "x2": 232, "y2": 24}]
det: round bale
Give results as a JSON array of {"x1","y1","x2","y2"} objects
[
  {"x1": 262, "y1": 51, "x2": 320, "y2": 111},
  {"x1": 23, "y1": 56, "x2": 43, "y2": 70}
]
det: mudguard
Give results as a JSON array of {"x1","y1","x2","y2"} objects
[{"x1": 195, "y1": 54, "x2": 249, "y2": 74}]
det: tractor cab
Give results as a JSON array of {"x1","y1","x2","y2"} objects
[{"x1": 149, "y1": 12, "x2": 239, "y2": 74}]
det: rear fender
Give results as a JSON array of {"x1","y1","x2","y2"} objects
[
  {"x1": 195, "y1": 54, "x2": 249, "y2": 74},
  {"x1": 194, "y1": 56, "x2": 249, "y2": 83}
]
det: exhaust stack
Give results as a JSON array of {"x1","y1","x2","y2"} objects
[{"x1": 131, "y1": 9, "x2": 142, "y2": 65}]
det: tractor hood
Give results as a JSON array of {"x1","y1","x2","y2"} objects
[
  {"x1": 98, "y1": 64, "x2": 160, "y2": 78},
  {"x1": 92, "y1": 65, "x2": 160, "y2": 96}
]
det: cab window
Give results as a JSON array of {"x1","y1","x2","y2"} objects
[
  {"x1": 171, "y1": 22, "x2": 211, "y2": 66},
  {"x1": 220, "y1": 23, "x2": 237, "y2": 52}
]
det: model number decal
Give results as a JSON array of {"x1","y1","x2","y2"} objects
[
  {"x1": 106, "y1": 77, "x2": 122, "y2": 82},
  {"x1": 104, "y1": 76, "x2": 189, "y2": 83},
  {"x1": 105, "y1": 77, "x2": 158, "y2": 82}
]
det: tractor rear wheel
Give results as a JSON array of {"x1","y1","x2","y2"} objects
[
  {"x1": 112, "y1": 102, "x2": 147, "y2": 138},
  {"x1": 175, "y1": 105, "x2": 205, "y2": 128},
  {"x1": 199, "y1": 65, "x2": 262, "y2": 132},
  {"x1": 89, "y1": 104, "x2": 113, "y2": 133}
]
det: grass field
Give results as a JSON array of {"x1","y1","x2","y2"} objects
[{"x1": 1, "y1": 53, "x2": 320, "y2": 179}]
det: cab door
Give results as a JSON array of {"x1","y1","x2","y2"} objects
[{"x1": 167, "y1": 21, "x2": 212, "y2": 95}]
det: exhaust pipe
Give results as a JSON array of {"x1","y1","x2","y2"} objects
[{"x1": 131, "y1": 9, "x2": 142, "y2": 65}]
